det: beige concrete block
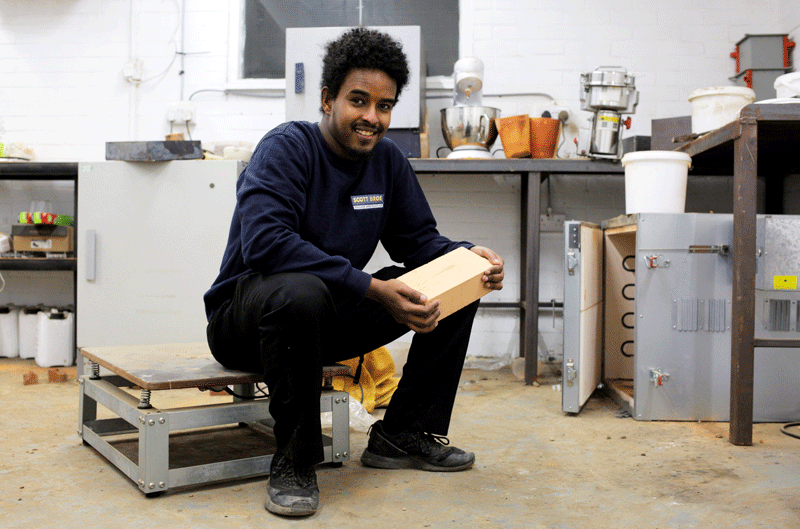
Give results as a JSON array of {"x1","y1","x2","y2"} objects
[{"x1": 398, "y1": 247, "x2": 493, "y2": 320}]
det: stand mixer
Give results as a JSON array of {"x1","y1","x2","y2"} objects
[
  {"x1": 576, "y1": 66, "x2": 639, "y2": 160},
  {"x1": 440, "y1": 57, "x2": 500, "y2": 159}
]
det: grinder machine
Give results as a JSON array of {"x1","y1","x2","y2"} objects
[{"x1": 576, "y1": 66, "x2": 639, "y2": 160}]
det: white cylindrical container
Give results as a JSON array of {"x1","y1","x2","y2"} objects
[
  {"x1": 18, "y1": 307, "x2": 41, "y2": 359},
  {"x1": 774, "y1": 72, "x2": 800, "y2": 99},
  {"x1": 621, "y1": 151, "x2": 692, "y2": 214},
  {"x1": 0, "y1": 306, "x2": 20, "y2": 358},
  {"x1": 688, "y1": 87, "x2": 756, "y2": 133},
  {"x1": 35, "y1": 309, "x2": 75, "y2": 367}
]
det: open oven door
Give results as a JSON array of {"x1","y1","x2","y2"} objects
[{"x1": 562, "y1": 221, "x2": 604, "y2": 414}]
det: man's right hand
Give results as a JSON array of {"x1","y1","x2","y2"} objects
[{"x1": 366, "y1": 277, "x2": 441, "y2": 333}]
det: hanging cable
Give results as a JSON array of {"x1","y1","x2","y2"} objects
[
  {"x1": 333, "y1": 373, "x2": 365, "y2": 404},
  {"x1": 219, "y1": 383, "x2": 270, "y2": 400}
]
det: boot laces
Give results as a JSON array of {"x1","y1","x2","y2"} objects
[
  {"x1": 416, "y1": 432, "x2": 451, "y2": 455},
  {"x1": 273, "y1": 454, "x2": 315, "y2": 488}
]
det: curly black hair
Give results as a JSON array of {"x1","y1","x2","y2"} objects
[{"x1": 320, "y1": 27, "x2": 410, "y2": 102}]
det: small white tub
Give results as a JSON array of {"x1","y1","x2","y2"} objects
[
  {"x1": 688, "y1": 86, "x2": 756, "y2": 133},
  {"x1": 621, "y1": 151, "x2": 692, "y2": 214}
]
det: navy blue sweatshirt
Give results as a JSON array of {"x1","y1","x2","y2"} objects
[{"x1": 204, "y1": 121, "x2": 470, "y2": 320}]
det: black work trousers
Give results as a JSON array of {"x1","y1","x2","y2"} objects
[{"x1": 206, "y1": 266, "x2": 479, "y2": 467}]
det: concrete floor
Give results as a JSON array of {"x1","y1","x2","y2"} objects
[{"x1": 2, "y1": 357, "x2": 799, "y2": 529}]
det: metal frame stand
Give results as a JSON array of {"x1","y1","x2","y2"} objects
[{"x1": 78, "y1": 361, "x2": 350, "y2": 495}]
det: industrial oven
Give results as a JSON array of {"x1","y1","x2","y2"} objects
[{"x1": 562, "y1": 213, "x2": 800, "y2": 421}]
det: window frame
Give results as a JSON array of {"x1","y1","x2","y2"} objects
[{"x1": 224, "y1": 0, "x2": 475, "y2": 93}]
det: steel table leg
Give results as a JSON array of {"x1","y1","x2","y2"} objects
[{"x1": 730, "y1": 114, "x2": 758, "y2": 446}]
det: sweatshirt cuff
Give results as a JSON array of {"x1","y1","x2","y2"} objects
[{"x1": 346, "y1": 267, "x2": 374, "y2": 301}]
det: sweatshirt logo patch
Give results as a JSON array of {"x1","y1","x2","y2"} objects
[{"x1": 351, "y1": 194, "x2": 384, "y2": 210}]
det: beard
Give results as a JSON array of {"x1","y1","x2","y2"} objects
[
  {"x1": 343, "y1": 143, "x2": 378, "y2": 161},
  {"x1": 340, "y1": 122, "x2": 384, "y2": 161}
]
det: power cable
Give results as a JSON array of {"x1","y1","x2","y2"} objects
[{"x1": 780, "y1": 422, "x2": 800, "y2": 440}]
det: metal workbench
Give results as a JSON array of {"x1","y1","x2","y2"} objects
[
  {"x1": 409, "y1": 158, "x2": 624, "y2": 386},
  {"x1": 677, "y1": 102, "x2": 800, "y2": 445}
]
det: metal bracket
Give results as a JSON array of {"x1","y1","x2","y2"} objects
[
  {"x1": 565, "y1": 359, "x2": 577, "y2": 386},
  {"x1": 567, "y1": 249, "x2": 579, "y2": 275},
  {"x1": 644, "y1": 254, "x2": 670, "y2": 269},
  {"x1": 649, "y1": 368, "x2": 670, "y2": 387},
  {"x1": 689, "y1": 244, "x2": 730, "y2": 255}
]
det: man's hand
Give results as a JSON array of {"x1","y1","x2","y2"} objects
[
  {"x1": 470, "y1": 246, "x2": 505, "y2": 291},
  {"x1": 366, "y1": 277, "x2": 441, "y2": 333}
]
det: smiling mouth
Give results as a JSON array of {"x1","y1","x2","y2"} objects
[{"x1": 354, "y1": 125, "x2": 381, "y2": 140}]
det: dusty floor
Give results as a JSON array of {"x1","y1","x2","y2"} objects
[{"x1": 1, "y1": 358, "x2": 799, "y2": 528}]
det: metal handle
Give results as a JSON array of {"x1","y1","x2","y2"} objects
[
  {"x1": 480, "y1": 114, "x2": 491, "y2": 136},
  {"x1": 85, "y1": 229, "x2": 96, "y2": 281}
]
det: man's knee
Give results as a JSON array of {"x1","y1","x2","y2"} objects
[{"x1": 253, "y1": 272, "x2": 334, "y2": 322}]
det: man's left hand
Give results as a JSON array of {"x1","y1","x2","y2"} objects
[{"x1": 470, "y1": 246, "x2": 504, "y2": 291}]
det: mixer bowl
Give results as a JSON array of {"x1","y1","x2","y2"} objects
[{"x1": 441, "y1": 106, "x2": 500, "y2": 151}]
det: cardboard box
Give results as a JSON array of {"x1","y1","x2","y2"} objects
[
  {"x1": 11, "y1": 224, "x2": 74, "y2": 252},
  {"x1": 398, "y1": 247, "x2": 493, "y2": 320}
]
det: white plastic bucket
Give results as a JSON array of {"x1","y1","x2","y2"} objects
[
  {"x1": 621, "y1": 151, "x2": 692, "y2": 214},
  {"x1": 35, "y1": 309, "x2": 74, "y2": 367},
  {"x1": 688, "y1": 86, "x2": 756, "y2": 133},
  {"x1": 774, "y1": 72, "x2": 800, "y2": 99},
  {"x1": 0, "y1": 306, "x2": 20, "y2": 358},
  {"x1": 18, "y1": 307, "x2": 41, "y2": 359}
]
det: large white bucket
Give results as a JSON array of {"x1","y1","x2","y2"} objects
[
  {"x1": 621, "y1": 151, "x2": 692, "y2": 214},
  {"x1": 688, "y1": 86, "x2": 756, "y2": 133},
  {"x1": 774, "y1": 72, "x2": 800, "y2": 99}
]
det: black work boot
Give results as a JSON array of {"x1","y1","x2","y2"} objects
[
  {"x1": 360, "y1": 419, "x2": 475, "y2": 472},
  {"x1": 264, "y1": 452, "x2": 319, "y2": 516}
]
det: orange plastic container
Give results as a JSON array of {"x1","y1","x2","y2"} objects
[
  {"x1": 530, "y1": 117, "x2": 560, "y2": 158},
  {"x1": 496, "y1": 115, "x2": 531, "y2": 158}
]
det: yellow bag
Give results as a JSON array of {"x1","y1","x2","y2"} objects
[{"x1": 332, "y1": 347, "x2": 400, "y2": 413}]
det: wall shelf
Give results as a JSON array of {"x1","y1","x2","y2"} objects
[
  {"x1": 0, "y1": 257, "x2": 76, "y2": 271},
  {"x1": 0, "y1": 162, "x2": 79, "y2": 180},
  {"x1": 0, "y1": 161, "x2": 78, "y2": 355}
]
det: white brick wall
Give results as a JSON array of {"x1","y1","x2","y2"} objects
[{"x1": 2, "y1": 0, "x2": 798, "y2": 364}]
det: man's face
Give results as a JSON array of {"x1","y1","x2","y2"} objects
[{"x1": 320, "y1": 68, "x2": 397, "y2": 161}]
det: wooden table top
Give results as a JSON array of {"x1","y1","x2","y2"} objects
[
  {"x1": 79, "y1": 342, "x2": 265, "y2": 390},
  {"x1": 79, "y1": 342, "x2": 351, "y2": 390}
]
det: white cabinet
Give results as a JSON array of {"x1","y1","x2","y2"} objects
[{"x1": 77, "y1": 160, "x2": 242, "y2": 348}]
